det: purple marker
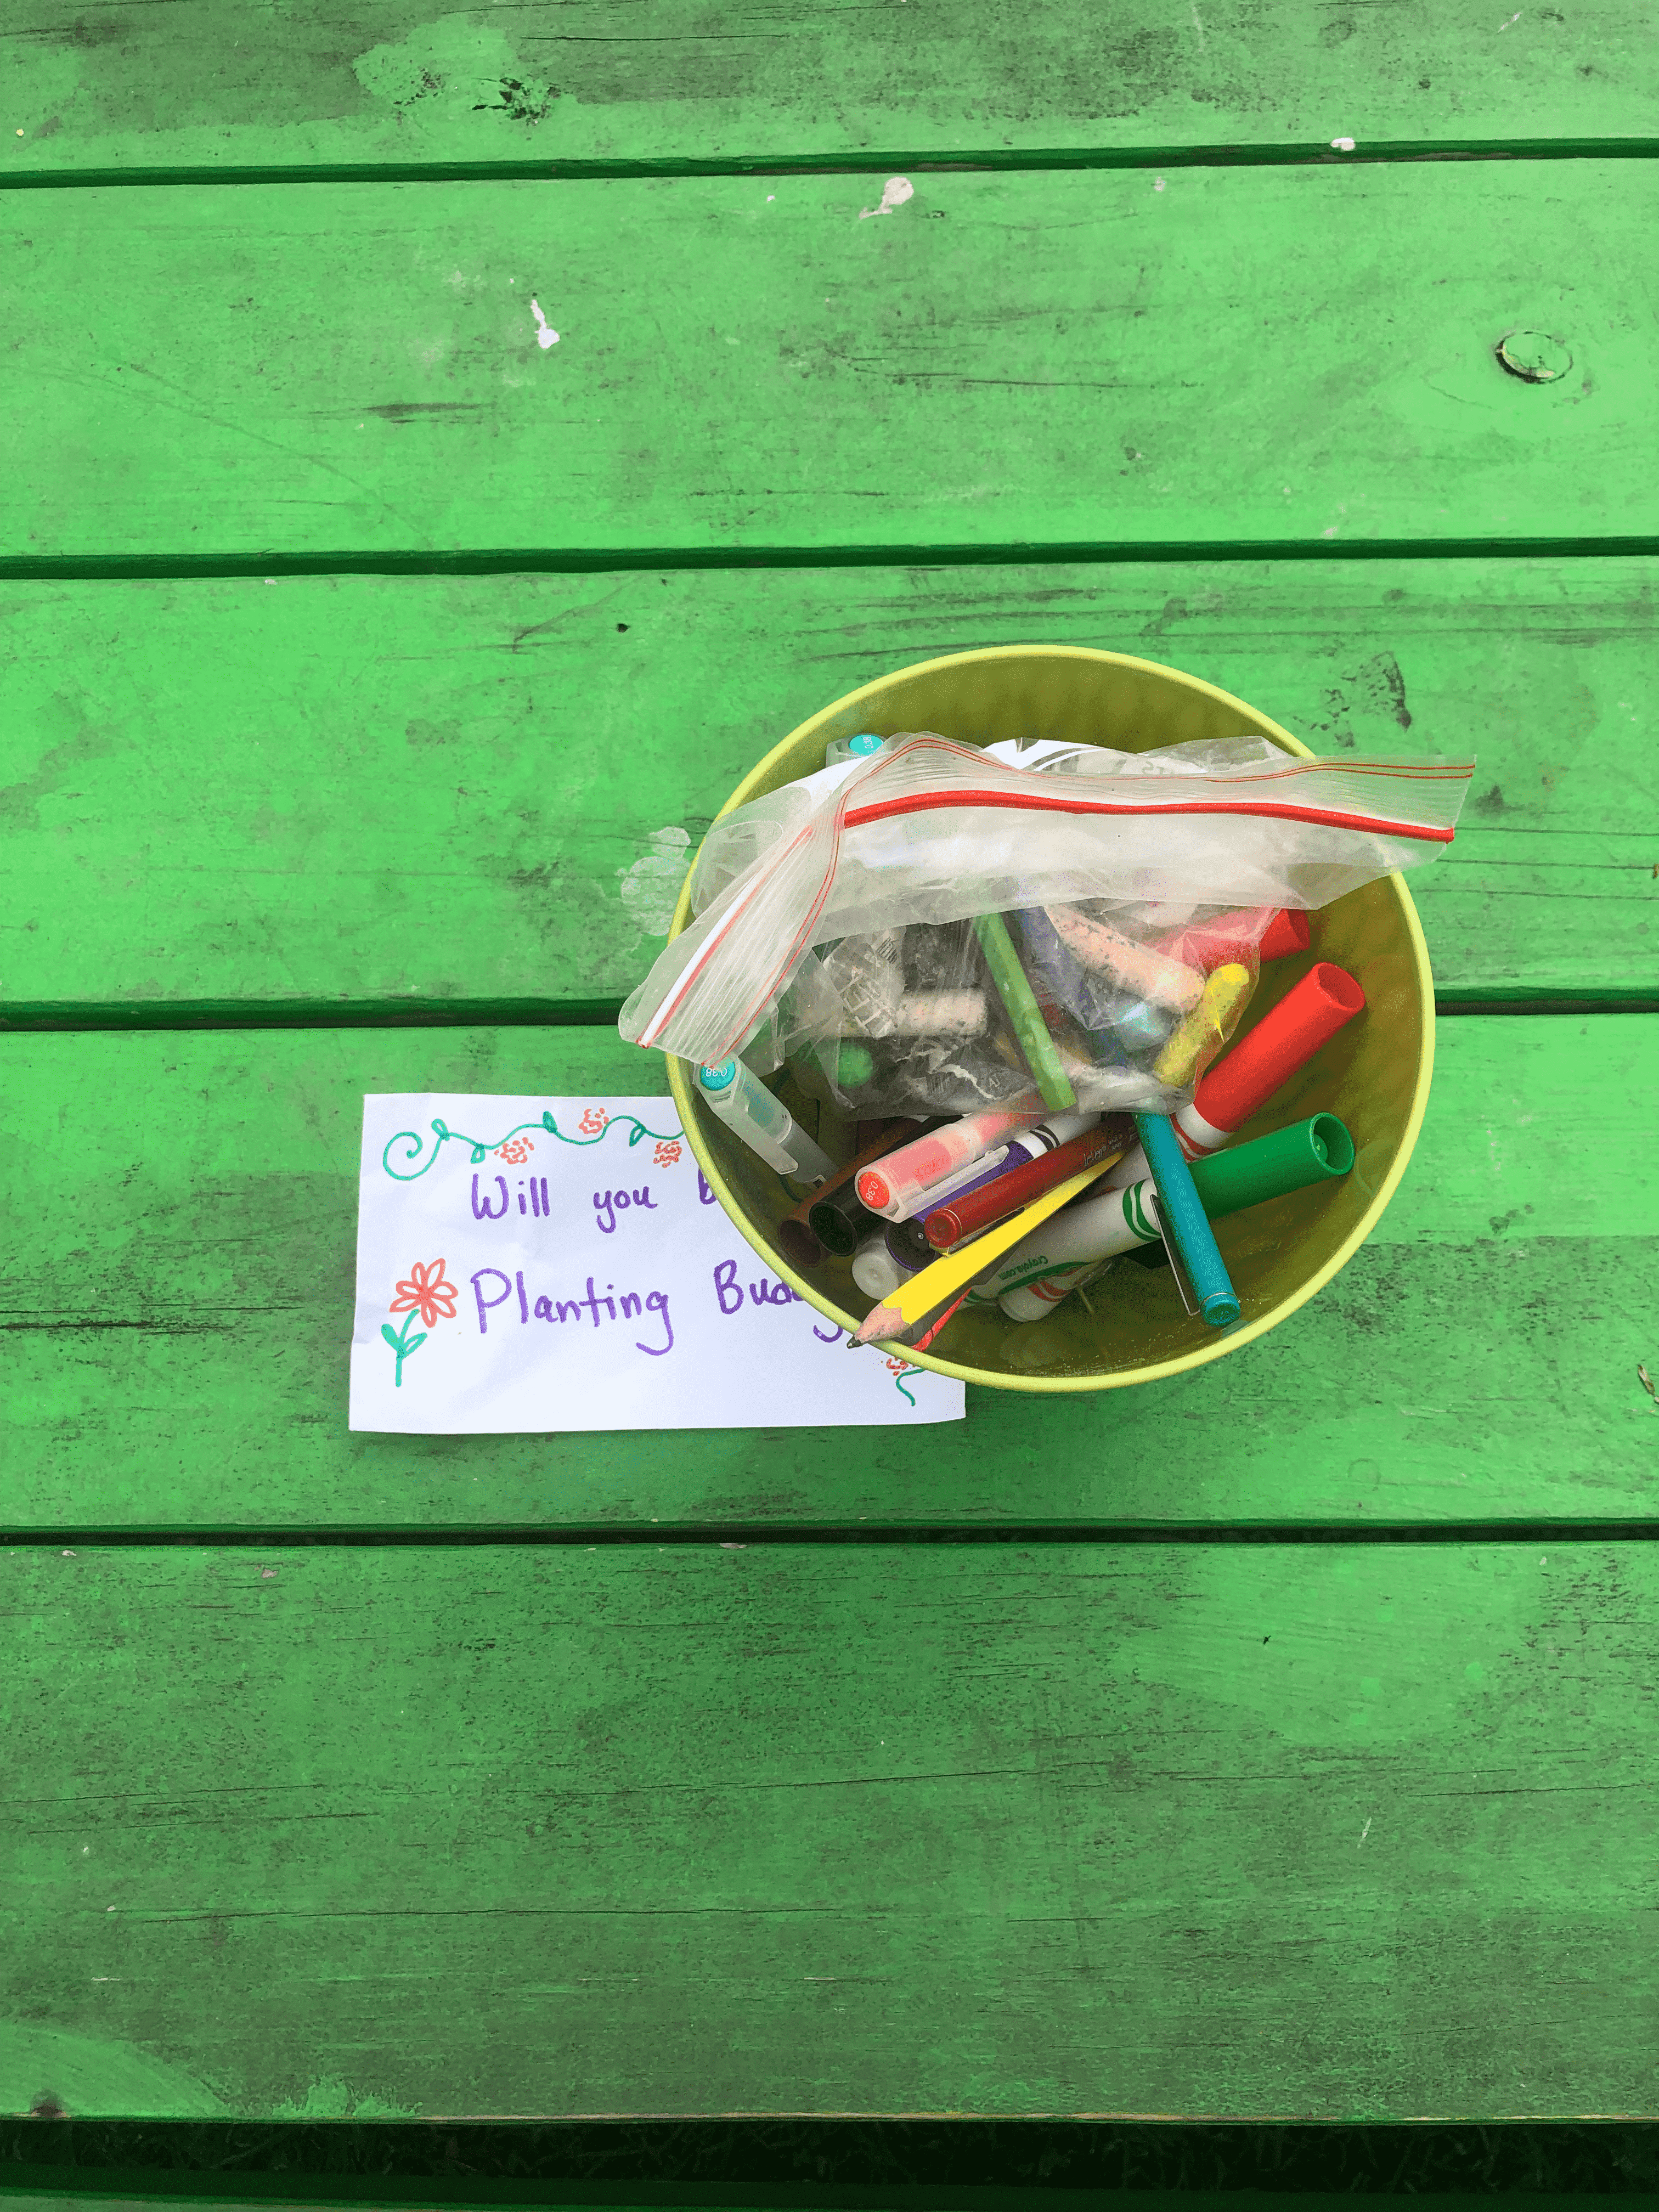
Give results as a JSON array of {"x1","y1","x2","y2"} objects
[{"x1": 889, "y1": 1110, "x2": 1100, "y2": 1223}]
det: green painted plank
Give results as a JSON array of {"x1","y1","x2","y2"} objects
[
  {"x1": 0, "y1": 2194, "x2": 1619, "y2": 2212},
  {"x1": 3, "y1": 560, "x2": 1654, "y2": 1023},
  {"x1": 2, "y1": 0, "x2": 1654, "y2": 177},
  {"x1": 6, "y1": 1541, "x2": 1658, "y2": 2118},
  {"x1": 0, "y1": 165, "x2": 1652, "y2": 561},
  {"x1": 3, "y1": 1017, "x2": 1654, "y2": 1534}
]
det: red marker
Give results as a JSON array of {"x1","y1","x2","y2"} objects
[
  {"x1": 1097, "y1": 961, "x2": 1365, "y2": 1194},
  {"x1": 1260, "y1": 908, "x2": 1313, "y2": 961},
  {"x1": 1176, "y1": 962, "x2": 1365, "y2": 1154},
  {"x1": 923, "y1": 1118, "x2": 1133, "y2": 1251},
  {"x1": 1159, "y1": 906, "x2": 1311, "y2": 971}
]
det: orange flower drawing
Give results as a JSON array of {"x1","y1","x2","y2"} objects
[
  {"x1": 578, "y1": 1105, "x2": 609, "y2": 1135},
  {"x1": 495, "y1": 1136, "x2": 535, "y2": 1164},
  {"x1": 653, "y1": 1139, "x2": 682, "y2": 1168},
  {"x1": 390, "y1": 1259, "x2": 459, "y2": 1330}
]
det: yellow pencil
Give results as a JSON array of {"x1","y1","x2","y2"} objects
[{"x1": 851, "y1": 1152, "x2": 1122, "y2": 1346}]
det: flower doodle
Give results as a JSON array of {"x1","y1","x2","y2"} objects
[
  {"x1": 495, "y1": 1136, "x2": 535, "y2": 1164},
  {"x1": 578, "y1": 1106, "x2": 609, "y2": 1136},
  {"x1": 382, "y1": 1258, "x2": 458, "y2": 1387},
  {"x1": 653, "y1": 1138, "x2": 682, "y2": 1168},
  {"x1": 391, "y1": 1259, "x2": 459, "y2": 1329}
]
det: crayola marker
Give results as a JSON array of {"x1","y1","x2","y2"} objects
[{"x1": 987, "y1": 1113, "x2": 1357, "y2": 1318}]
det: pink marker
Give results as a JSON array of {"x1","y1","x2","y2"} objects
[{"x1": 856, "y1": 1107, "x2": 1042, "y2": 1221}]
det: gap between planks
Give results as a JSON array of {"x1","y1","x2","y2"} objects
[
  {"x1": 1, "y1": 998, "x2": 1654, "y2": 1035},
  {"x1": 10, "y1": 1524, "x2": 1659, "y2": 1548},
  {"x1": 9, "y1": 537, "x2": 1659, "y2": 583},
  {"x1": 3, "y1": 139, "x2": 1659, "y2": 191}
]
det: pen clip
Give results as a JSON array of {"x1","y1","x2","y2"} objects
[{"x1": 1152, "y1": 1193, "x2": 1200, "y2": 1318}]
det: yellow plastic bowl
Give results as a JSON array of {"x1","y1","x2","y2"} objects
[{"x1": 667, "y1": 645, "x2": 1433, "y2": 1393}]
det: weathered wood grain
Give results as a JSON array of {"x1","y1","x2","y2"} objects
[
  {"x1": 3, "y1": 560, "x2": 1654, "y2": 1024},
  {"x1": 3, "y1": 0, "x2": 1654, "y2": 176},
  {"x1": 7, "y1": 1541, "x2": 1659, "y2": 2118},
  {"x1": 0, "y1": 165, "x2": 1650, "y2": 561},
  {"x1": 3, "y1": 1018, "x2": 1653, "y2": 1534}
]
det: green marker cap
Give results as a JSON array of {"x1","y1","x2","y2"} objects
[
  {"x1": 699, "y1": 1060, "x2": 736, "y2": 1091},
  {"x1": 1188, "y1": 1111, "x2": 1356, "y2": 1220},
  {"x1": 848, "y1": 732, "x2": 885, "y2": 754}
]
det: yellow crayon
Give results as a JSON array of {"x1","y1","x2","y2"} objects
[{"x1": 1153, "y1": 963, "x2": 1254, "y2": 1088}]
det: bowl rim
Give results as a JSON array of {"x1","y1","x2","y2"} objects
[{"x1": 665, "y1": 642, "x2": 1435, "y2": 1393}]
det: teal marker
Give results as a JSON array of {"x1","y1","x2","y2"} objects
[
  {"x1": 697, "y1": 1059, "x2": 833, "y2": 1186},
  {"x1": 824, "y1": 731, "x2": 887, "y2": 769},
  {"x1": 985, "y1": 1114, "x2": 1354, "y2": 1320},
  {"x1": 1134, "y1": 1111, "x2": 1238, "y2": 1327}
]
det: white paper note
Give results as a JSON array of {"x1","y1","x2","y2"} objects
[{"x1": 349, "y1": 1094, "x2": 965, "y2": 1433}]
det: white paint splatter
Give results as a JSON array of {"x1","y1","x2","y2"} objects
[
  {"x1": 1154, "y1": 176, "x2": 1167, "y2": 192},
  {"x1": 1331, "y1": 135, "x2": 1356, "y2": 151},
  {"x1": 1499, "y1": 9, "x2": 1520, "y2": 24},
  {"x1": 1321, "y1": 524, "x2": 1339, "y2": 538},
  {"x1": 1189, "y1": 1, "x2": 1206, "y2": 49},
  {"x1": 859, "y1": 176, "x2": 915, "y2": 219},
  {"x1": 619, "y1": 826, "x2": 692, "y2": 935},
  {"x1": 530, "y1": 297, "x2": 560, "y2": 349},
  {"x1": 1359, "y1": 1819, "x2": 1371, "y2": 1845}
]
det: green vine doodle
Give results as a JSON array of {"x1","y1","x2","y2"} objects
[
  {"x1": 382, "y1": 1109, "x2": 682, "y2": 1183},
  {"x1": 381, "y1": 1308, "x2": 427, "y2": 1387}
]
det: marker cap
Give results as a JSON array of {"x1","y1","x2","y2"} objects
[
  {"x1": 1193, "y1": 962, "x2": 1364, "y2": 1133},
  {"x1": 1188, "y1": 1110, "x2": 1356, "y2": 1216}
]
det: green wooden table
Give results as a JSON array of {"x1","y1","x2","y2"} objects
[{"x1": 4, "y1": 0, "x2": 1658, "y2": 2128}]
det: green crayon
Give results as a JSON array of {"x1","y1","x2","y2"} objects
[{"x1": 972, "y1": 911, "x2": 1076, "y2": 1113}]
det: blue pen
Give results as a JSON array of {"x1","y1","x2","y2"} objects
[{"x1": 1133, "y1": 1112, "x2": 1240, "y2": 1328}]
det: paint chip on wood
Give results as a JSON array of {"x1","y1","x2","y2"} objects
[
  {"x1": 619, "y1": 826, "x2": 692, "y2": 935},
  {"x1": 860, "y1": 177, "x2": 914, "y2": 219},
  {"x1": 530, "y1": 298, "x2": 559, "y2": 349}
]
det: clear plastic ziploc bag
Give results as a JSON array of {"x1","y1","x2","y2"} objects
[{"x1": 620, "y1": 733, "x2": 1472, "y2": 1119}]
